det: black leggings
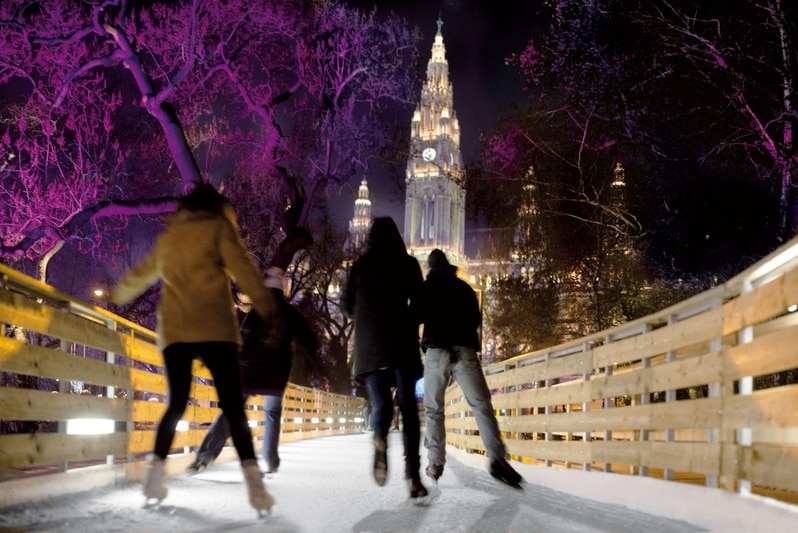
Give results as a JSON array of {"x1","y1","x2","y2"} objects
[{"x1": 155, "y1": 342, "x2": 255, "y2": 463}]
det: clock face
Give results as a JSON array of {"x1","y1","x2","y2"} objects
[{"x1": 422, "y1": 147, "x2": 436, "y2": 162}]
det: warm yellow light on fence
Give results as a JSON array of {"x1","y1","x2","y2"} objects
[
  {"x1": 293, "y1": 417, "x2": 303, "y2": 424},
  {"x1": 66, "y1": 418, "x2": 114, "y2": 435},
  {"x1": 311, "y1": 417, "x2": 320, "y2": 424}
]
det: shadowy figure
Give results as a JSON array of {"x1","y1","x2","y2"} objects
[
  {"x1": 110, "y1": 183, "x2": 278, "y2": 513},
  {"x1": 411, "y1": 248, "x2": 523, "y2": 489},
  {"x1": 342, "y1": 216, "x2": 428, "y2": 499},
  {"x1": 187, "y1": 231, "x2": 317, "y2": 475}
]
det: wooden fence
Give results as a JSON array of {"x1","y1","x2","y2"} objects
[
  {"x1": 445, "y1": 235, "x2": 798, "y2": 507},
  {"x1": 0, "y1": 263, "x2": 365, "y2": 498}
]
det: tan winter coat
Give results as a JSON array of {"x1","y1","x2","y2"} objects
[{"x1": 110, "y1": 209, "x2": 278, "y2": 350}]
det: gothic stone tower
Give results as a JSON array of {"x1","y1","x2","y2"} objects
[
  {"x1": 404, "y1": 17, "x2": 465, "y2": 263},
  {"x1": 347, "y1": 178, "x2": 372, "y2": 252}
]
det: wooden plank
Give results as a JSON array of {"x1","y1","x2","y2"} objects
[
  {"x1": 0, "y1": 387, "x2": 129, "y2": 421},
  {"x1": 722, "y1": 442, "x2": 798, "y2": 493},
  {"x1": 130, "y1": 367, "x2": 166, "y2": 395},
  {"x1": 0, "y1": 290, "x2": 127, "y2": 355},
  {"x1": 131, "y1": 399, "x2": 167, "y2": 423},
  {"x1": 722, "y1": 327, "x2": 798, "y2": 380},
  {"x1": 0, "y1": 432, "x2": 127, "y2": 468},
  {"x1": 592, "y1": 351, "x2": 724, "y2": 399},
  {"x1": 510, "y1": 439, "x2": 591, "y2": 463},
  {"x1": 0, "y1": 336, "x2": 133, "y2": 389},
  {"x1": 721, "y1": 385, "x2": 798, "y2": 429},
  {"x1": 746, "y1": 444, "x2": 798, "y2": 493},
  {"x1": 592, "y1": 440, "x2": 721, "y2": 475},
  {"x1": 593, "y1": 307, "x2": 724, "y2": 367},
  {"x1": 488, "y1": 352, "x2": 593, "y2": 389},
  {"x1": 119, "y1": 334, "x2": 161, "y2": 367},
  {"x1": 492, "y1": 381, "x2": 592, "y2": 411},
  {"x1": 723, "y1": 268, "x2": 798, "y2": 335}
]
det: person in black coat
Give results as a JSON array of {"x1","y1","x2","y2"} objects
[
  {"x1": 187, "y1": 227, "x2": 316, "y2": 475},
  {"x1": 411, "y1": 249, "x2": 523, "y2": 489},
  {"x1": 342, "y1": 217, "x2": 428, "y2": 499}
]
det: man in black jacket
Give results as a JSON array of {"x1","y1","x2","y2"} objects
[{"x1": 412, "y1": 249, "x2": 523, "y2": 489}]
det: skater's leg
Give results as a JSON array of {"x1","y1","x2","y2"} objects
[
  {"x1": 396, "y1": 368, "x2": 427, "y2": 498},
  {"x1": 423, "y1": 348, "x2": 452, "y2": 471},
  {"x1": 363, "y1": 370, "x2": 393, "y2": 440},
  {"x1": 262, "y1": 392, "x2": 284, "y2": 472},
  {"x1": 200, "y1": 342, "x2": 257, "y2": 462},
  {"x1": 154, "y1": 344, "x2": 194, "y2": 459},
  {"x1": 363, "y1": 370, "x2": 393, "y2": 486},
  {"x1": 450, "y1": 346, "x2": 507, "y2": 461},
  {"x1": 198, "y1": 410, "x2": 231, "y2": 457},
  {"x1": 395, "y1": 368, "x2": 421, "y2": 479}
]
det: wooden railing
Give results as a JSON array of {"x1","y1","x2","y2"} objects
[
  {"x1": 0, "y1": 263, "x2": 365, "y2": 497},
  {"x1": 445, "y1": 235, "x2": 798, "y2": 507}
]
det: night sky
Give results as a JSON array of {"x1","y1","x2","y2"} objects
[{"x1": 336, "y1": 0, "x2": 545, "y2": 226}]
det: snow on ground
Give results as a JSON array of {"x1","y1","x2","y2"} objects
[{"x1": 0, "y1": 432, "x2": 794, "y2": 532}]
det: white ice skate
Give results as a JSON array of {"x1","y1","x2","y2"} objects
[{"x1": 243, "y1": 460, "x2": 275, "y2": 518}]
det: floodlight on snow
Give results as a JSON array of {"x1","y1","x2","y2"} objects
[{"x1": 66, "y1": 418, "x2": 114, "y2": 435}]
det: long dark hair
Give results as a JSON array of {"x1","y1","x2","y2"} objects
[
  {"x1": 365, "y1": 216, "x2": 407, "y2": 257},
  {"x1": 178, "y1": 182, "x2": 230, "y2": 215}
]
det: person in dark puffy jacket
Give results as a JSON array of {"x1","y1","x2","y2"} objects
[
  {"x1": 187, "y1": 230, "x2": 316, "y2": 475},
  {"x1": 342, "y1": 216, "x2": 427, "y2": 499},
  {"x1": 411, "y1": 248, "x2": 523, "y2": 489}
]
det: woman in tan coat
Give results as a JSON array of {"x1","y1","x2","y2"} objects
[{"x1": 111, "y1": 183, "x2": 281, "y2": 516}]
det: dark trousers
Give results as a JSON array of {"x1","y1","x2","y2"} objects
[
  {"x1": 363, "y1": 368, "x2": 421, "y2": 479},
  {"x1": 156, "y1": 342, "x2": 255, "y2": 463}
]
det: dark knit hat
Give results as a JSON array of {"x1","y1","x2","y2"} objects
[{"x1": 428, "y1": 248, "x2": 450, "y2": 268}]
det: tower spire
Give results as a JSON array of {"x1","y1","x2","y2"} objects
[{"x1": 403, "y1": 17, "x2": 465, "y2": 263}]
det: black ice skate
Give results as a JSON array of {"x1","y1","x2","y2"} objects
[
  {"x1": 185, "y1": 454, "x2": 213, "y2": 475},
  {"x1": 407, "y1": 476, "x2": 429, "y2": 499},
  {"x1": 489, "y1": 458, "x2": 523, "y2": 489},
  {"x1": 425, "y1": 463, "x2": 443, "y2": 482}
]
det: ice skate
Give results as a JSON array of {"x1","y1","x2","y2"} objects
[
  {"x1": 407, "y1": 476, "x2": 429, "y2": 499},
  {"x1": 243, "y1": 460, "x2": 275, "y2": 517},
  {"x1": 373, "y1": 435, "x2": 388, "y2": 486},
  {"x1": 425, "y1": 463, "x2": 443, "y2": 483},
  {"x1": 489, "y1": 458, "x2": 523, "y2": 489},
  {"x1": 143, "y1": 456, "x2": 168, "y2": 506},
  {"x1": 185, "y1": 453, "x2": 213, "y2": 475}
]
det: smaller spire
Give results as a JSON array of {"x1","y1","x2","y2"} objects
[{"x1": 436, "y1": 15, "x2": 443, "y2": 35}]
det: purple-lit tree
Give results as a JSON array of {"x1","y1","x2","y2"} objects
[
  {"x1": 630, "y1": 0, "x2": 797, "y2": 239},
  {"x1": 0, "y1": 0, "x2": 419, "y2": 278}
]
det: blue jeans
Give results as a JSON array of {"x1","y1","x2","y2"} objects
[
  {"x1": 363, "y1": 368, "x2": 421, "y2": 479},
  {"x1": 423, "y1": 346, "x2": 506, "y2": 466},
  {"x1": 197, "y1": 392, "x2": 284, "y2": 468}
]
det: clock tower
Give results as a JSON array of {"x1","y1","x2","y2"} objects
[{"x1": 404, "y1": 17, "x2": 465, "y2": 262}]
